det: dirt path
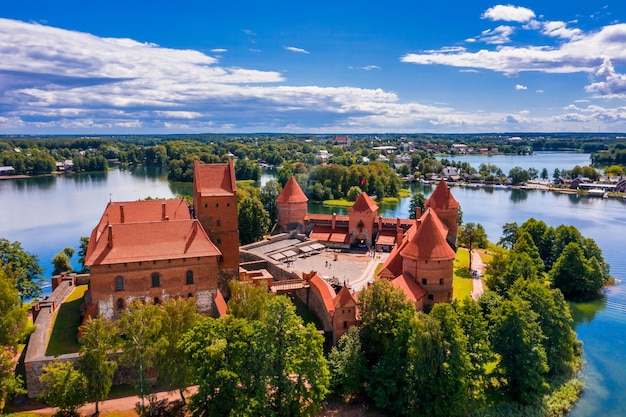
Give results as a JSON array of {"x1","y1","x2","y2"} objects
[{"x1": 470, "y1": 249, "x2": 485, "y2": 300}]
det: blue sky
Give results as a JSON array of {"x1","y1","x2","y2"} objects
[{"x1": 1, "y1": 1, "x2": 626, "y2": 134}]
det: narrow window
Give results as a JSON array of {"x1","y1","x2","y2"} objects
[
  {"x1": 204, "y1": 203, "x2": 208, "y2": 208},
  {"x1": 422, "y1": 278, "x2": 427, "y2": 285},
  {"x1": 115, "y1": 276, "x2": 124, "y2": 291},
  {"x1": 343, "y1": 321, "x2": 348, "y2": 329},
  {"x1": 154, "y1": 297, "x2": 160, "y2": 305},
  {"x1": 186, "y1": 270, "x2": 194, "y2": 285},
  {"x1": 151, "y1": 272, "x2": 160, "y2": 288},
  {"x1": 427, "y1": 294, "x2": 434, "y2": 301},
  {"x1": 217, "y1": 238, "x2": 222, "y2": 244},
  {"x1": 439, "y1": 278, "x2": 444, "y2": 285},
  {"x1": 216, "y1": 203, "x2": 219, "y2": 208},
  {"x1": 216, "y1": 219, "x2": 221, "y2": 227},
  {"x1": 117, "y1": 298, "x2": 124, "y2": 309}
]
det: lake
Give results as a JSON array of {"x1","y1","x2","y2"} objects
[{"x1": 1, "y1": 151, "x2": 623, "y2": 415}]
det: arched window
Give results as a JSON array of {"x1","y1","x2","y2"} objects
[
  {"x1": 117, "y1": 298, "x2": 125, "y2": 309},
  {"x1": 151, "y1": 272, "x2": 161, "y2": 288},
  {"x1": 186, "y1": 270, "x2": 194, "y2": 285},
  {"x1": 115, "y1": 276, "x2": 124, "y2": 291}
]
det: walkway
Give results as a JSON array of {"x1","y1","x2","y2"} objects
[{"x1": 470, "y1": 249, "x2": 485, "y2": 300}]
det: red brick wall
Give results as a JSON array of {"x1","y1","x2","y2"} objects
[
  {"x1": 332, "y1": 305, "x2": 358, "y2": 343},
  {"x1": 195, "y1": 194, "x2": 240, "y2": 271},
  {"x1": 277, "y1": 201, "x2": 307, "y2": 232},
  {"x1": 402, "y1": 257, "x2": 454, "y2": 308},
  {"x1": 348, "y1": 210, "x2": 376, "y2": 246},
  {"x1": 89, "y1": 255, "x2": 219, "y2": 317}
]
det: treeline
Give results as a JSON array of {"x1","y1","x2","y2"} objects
[
  {"x1": 493, "y1": 218, "x2": 611, "y2": 299},
  {"x1": 592, "y1": 140, "x2": 626, "y2": 166}
]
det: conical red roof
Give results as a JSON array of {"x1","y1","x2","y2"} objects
[
  {"x1": 334, "y1": 285, "x2": 357, "y2": 309},
  {"x1": 425, "y1": 180, "x2": 460, "y2": 209},
  {"x1": 351, "y1": 192, "x2": 378, "y2": 213},
  {"x1": 400, "y1": 208, "x2": 456, "y2": 261},
  {"x1": 277, "y1": 176, "x2": 308, "y2": 203}
]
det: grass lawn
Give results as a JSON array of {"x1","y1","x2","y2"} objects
[
  {"x1": 454, "y1": 248, "x2": 473, "y2": 300},
  {"x1": 323, "y1": 199, "x2": 353, "y2": 208},
  {"x1": 45, "y1": 284, "x2": 88, "y2": 356},
  {"x1": 398, "y1": 189, "x2": 411, "y2": 198},
  {"x1": 381, "y1": 197, "x2": 399, "y2": 204},
  {"x1": 292, "y1": 297, "x2": 324, "y2": 330}
]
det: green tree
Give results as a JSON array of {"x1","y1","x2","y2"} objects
[
  {"x1": 540, "y1": 167, "x2": 549, "y2": 180},
  {"x1": 38, "y1": 361, "x2": 87, "y2": 417},
  {"x1": 0, "y1": 238, "x2": 44, "y2": 300},
  {"x1": 550, "y1": 242, "x2": 604, "y2": 298},
  {"x1": 328, "y1": 326, "x2": 367, "y2": 398},
  {"x1": 78, "y1": 315, "x2": 118, "y2": 414},
  {"x1": 260, "y1": 179, "x2": 282, "y2": 228},
  {"x1": 238, "y1": 190, "x2": 270, "y2": 245},
  {"x1": 154, "y1": 298, "x2": 201, "y2": 403},
  {"x1": 407, "y1": 305, "x2": 472, "y2": 417},
  {"x1": 346, "y1": 186, "x2": 362, "y2": 201},
  {"x1": 117, "y1": 301, "x2": 164, "y2": 412},
  {"x1": 409, "y1": 192, "x2": 426, "y2": 219},
  {"x1": 498, "y1": 222, "x2": 518, "y2": 249},
  {"x1": 358, "y1": 279, "x2": 415, "y2": 362},
  {"x1": 490, "y1": 298, "x2": 549, "y2": 404},
  {"x1": 227, "y1": 279, "x2": 273, "y2": 321},
  {"x1": 510, "y1": 231, "x2": 544, "y2": 272},
  {"x1": 508, "y1": 166, "x2": 530, "y2": 185},
  {"x1": 52, "y1": 252, "x2": 72, "y2": 275},
  {"x1": 77, "y1": 237, "x2": 90, "y2": 273}
]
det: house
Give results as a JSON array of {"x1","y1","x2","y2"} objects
[
  {"x1": 332, "y1": 135, "x2": 351, "y2": 147},
  {"x1": 83, "y1": 199, "x2": 224, "y2": 320},
  {"x1": 0, "y1": 166, "x2": 15, "y2": 176}
]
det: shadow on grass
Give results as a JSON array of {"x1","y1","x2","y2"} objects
[{"x1": 45, "y1": 296, "x2": 83, "y2": 356}]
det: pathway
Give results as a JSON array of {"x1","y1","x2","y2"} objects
[{"x1": 470, "y1": 249, "x2": 485, "y2": 300}]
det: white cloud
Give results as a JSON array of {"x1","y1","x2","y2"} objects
[
  {"x1": 541, "y1": 21, "x2": 583, "y2": 40},
  {"x1": 362, "y1": 65, "x2": 381, "y2": 70},
  {"x1": 515, "y1": 84, "x2": 527, "y2": 90},
  {"x1": 477, "y1": 25, "x2": 515, "y2": 44},
  {"x1": 402, "y1": 23, "x2": 626, "y2": 77},
  {"x1": 482, "y1": 5, "x2": 536, "y2": 23},
  {"x1": 211, "y1": 48, "x2": 228, "y2": 53},
  {"x1": 536, "y1": 89, "x2": 544, "y2": 93},
  {"x1": 284, "y1": 46, "x2": 309, "y2": 54},
  {"x1": 585, "y1": 58, "x2": 626, "y2": 98}
]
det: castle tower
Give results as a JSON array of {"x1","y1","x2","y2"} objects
[
  {"x1": 424, "y1": 180, "x2": 460, "y2": 249},
  {"x1": 400, "y1": 208, "x2": 456, "y2": 310},
  {"x1": 276, "y1": 176, "x2": 309, "y2": 233},
  {"x1": 348, "y1": 192, "x2": 378, "y2": 247},
  {"x1": 193, "y1": 158, "x2": 239, "y2": 280}
]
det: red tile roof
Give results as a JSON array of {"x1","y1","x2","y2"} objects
[
  {"x1": 391, "y1": 273, "x2": 426, "y2": 303},
  {"x1": 277, "y1": 176, "x2": 308, "y2": 203},
  {"x1": 85, "y1": 219, "x2": 221, "y2": 266},
  {"x1": 309, "y1": 225, "x2": 350, "y2": 243},
  {"x1": 376, "y1": 230, "x2": 397, "y2": 246},
  {"x1": 304, "y1": 213, "x2": 350, "y2": 222},
  {"x1": 309, "y1": 273, "x2": 336, "y2": 314},
  {"x1": 425, "y1": 180, "x2": 460, "y2": 209},
  {"x1": 94, "y1": 199, "x2": 191, "y2": 231},
  {"x1": 400, "y1": 209, "x2": 456, "y2": 261},
  {"x1": 351, "y1": 192, "x2": 378, "y2": 213},
  {"x1": 193, "y1": 160, "x2": 236, "y2": 197},
  {"x1": 334, "y1": 285, "x2": 357, "y2": 309},
  {"x1": 213, "y1": 290, "x2": 228, "y2": 317}
]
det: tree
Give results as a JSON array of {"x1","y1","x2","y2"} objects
[
  {"x1": 346, "y1": 186, "x2": 362, "y2": 202},
  {"x1": 0, "y1": 238, "x2": 44, "y2": 300},
  {"x1": 510, "y1": 231, "x2": 544, "y2": 272},
  {"x1": 154, "y1": 298, "x2": 201, "y2": 403},
  {"x1": 78, "y1": 315, "x2": 118, "y2": 414},
  {"x1": 358, "y1": 279, "x2": 415, "y2": 362},
  {"x1": 409, "y1": 192, "x2": 426, "y2": 219},
  {"x1": 490, "y1": 298, "x2": 549, "y2": 404},
  {"x1": 0, "y1": 268, "x2": 28, "y2": 412},
  {"x1": 407, "y1": 305, "x2": 472, "y2": 417},
  {"x1": 457, "y1": 223, "x2": 488, "y2": 272},
  {"x1": 52, "y1": 251, "x2": 72, "y2": 275},
  {"x1": 550, "y1": 242, "x2": 604, "y2": 298},
  {"x1": 227, "y1": 279, "x2": 273, "y2": 321},
  {"x1": 77, "y1": 237, "x2": 90, "y2": 273},
  {"x1": 540, "y1": 167, "x2": 549, "y2": 180},
  {"x1": 328, "y1": 326, "x2": 367, "y2": 398},
  {"x1": 238, "y1": 189, "x2": 270, "y2": 245},
  {"x1": 260, "y1": 180, "x2": 282, "y2": 228},
  {"x1": 508, "y1": 166, "x2": 530, "y2": 185},
  {"x1": 498, "y1": 222, "x2": 518, "y2": 249},
  {"x1": 38, "y1": 361, "x2": 87, "y2": 417},
  {"x1": 261, "y1": 296, "x2": 330, "y2": 417},
  {"x1": 117, "y1": 301, "x2": 164, "y2": 412}
]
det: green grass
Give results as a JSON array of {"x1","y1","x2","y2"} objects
[
  {"x1": 453, "y1": 248, "x2": 473, "y2": 300},
  {"x1": 323, "y1": 199, "x2": 354, "y2": 208},
  {"x1": 292, "y1": 297, "x2": 324, "y2": 330},
  {"x1": 45, "y1": 285, "x2": 87, "y2": 356},
  {"x1": 381, "y1": 197, "x2": 399, "y2": 204},
  {"x1": 398, "y1": 189, "x2": 411, "y2": 198},
  {"x1": 236, "y1": 179, "x2": 256, "y2": 188}
]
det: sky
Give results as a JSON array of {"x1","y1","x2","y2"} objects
[{"x1": 1, "y1": 1, "x2": 626, "y2": 134}]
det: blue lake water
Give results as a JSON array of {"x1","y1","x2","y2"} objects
[{"x1": 1, "y1": 152, "x2": 624, "y2": 415}]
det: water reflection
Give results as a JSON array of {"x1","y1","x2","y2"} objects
[
  {"x1": 7, "y1": 175, "x2": 56, "y2": 191},
  {"x1": 169, "y1": 182, "x2": 193, "y2": 197},
  {"x1": 509, "y1": 189, "x2": 528, "y2": 203},
  {"x1": 570, "y1": 294, "x2": 607, "y2": 328}
]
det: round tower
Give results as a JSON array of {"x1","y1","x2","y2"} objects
[
  {"x1": 276, "y1": 176, "x2": 309, "y2": 233},
  {"x1": 424, "y1": 180, "x2": 460, "y2": 249}
]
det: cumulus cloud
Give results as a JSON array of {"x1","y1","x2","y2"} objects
[
  {"x1": 402, "y1": 23, "x2": 626, "y2": 77},
  {"x1": 515, "y1": 84, "x2": 527, "y2": 90},
  {"x1": 585, "y1": 58, "x2": 626, "y2": 97},
  {"x1": 482, "y1": 5, "x2": 536, "y2": 23},
  {"x1": 541, "y1": 21, "x2": 583, "y2": 40},
  {"x1": 476, "y1": 25, "x2": 516, "y2": 44},
  {"x1": 284, "y1": 46, "x2": 309, "y2": 54}
]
